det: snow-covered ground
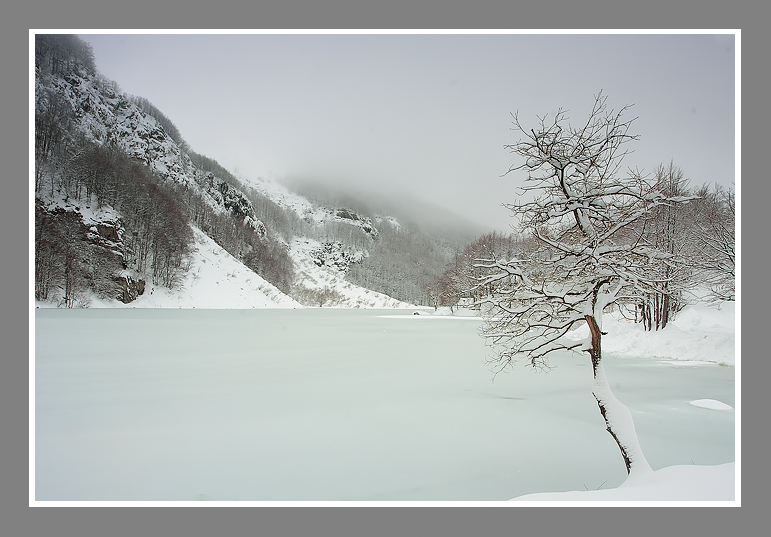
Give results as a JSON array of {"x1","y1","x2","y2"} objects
[
  {"x1": 600, "y1": 303, "x2": 736, "y2": 366},
  {"x1": 512, "y1": 462, "x2": 735, "y2": 501},
  {"x1": 32, "y1": 302, "x2": 736, "y2": 505}
]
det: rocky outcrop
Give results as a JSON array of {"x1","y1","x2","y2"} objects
[
  {"x1": 115, "y1": 273, "x2": 146, "y2": 303},
  {"x1": 309, "y1": 241, "x2": 366, "y2": 272},
  {"x1": 334, "y1": 208, "x2": 379, "y2": 239}
]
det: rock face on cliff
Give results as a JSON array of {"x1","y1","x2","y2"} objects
[{"x1": 115, "y1": 272, "x2": 146, "y2": 304}]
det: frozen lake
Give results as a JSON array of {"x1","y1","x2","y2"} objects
[{"x1": 34, "y1": 308, "x2": 735, "y2": 502}]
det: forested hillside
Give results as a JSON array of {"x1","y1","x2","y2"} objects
[{"x1": 33, "y1": 34, "x2": 481, "y2": 308}]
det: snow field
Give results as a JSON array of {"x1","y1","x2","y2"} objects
[
  {"x1": 34, "y1": 307, "x2": 735, "y2": 503},
  {"x1": 600, "y1": 302, "x2": 736, "y2": 365}
]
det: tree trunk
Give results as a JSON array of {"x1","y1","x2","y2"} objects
[{"x1": 585, "y1": 315, "x2": 653, "y2": 476}]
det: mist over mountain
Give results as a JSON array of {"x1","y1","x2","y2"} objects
[
  {"x1": 280, "y1": 174, "x2": 493, "y2": 244},
  {"x1": 33, "y1": 34, "x2": 485, "y2": 309}
]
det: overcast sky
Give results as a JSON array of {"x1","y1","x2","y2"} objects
[{"x1": 78, "y1": 32, "x2": 736, "y2": 232}]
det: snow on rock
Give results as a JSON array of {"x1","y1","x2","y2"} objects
[
  {"x1": 689, "y1": 399, "x2": 734, "y2": 411},
  {"x1": 289, "y1": 237, "x2": 414, "y2": 309},
  {"x1": 511, "y1": 462, "x2": 735, "y2": 502},
  {"x1": 38, "y1": 192, "x2": 122, "y2": 227}
]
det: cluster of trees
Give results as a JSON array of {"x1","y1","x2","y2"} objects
[
  {"x1": 34, "y1": 199, "x2": 125, "y2": 307},
  {"x1": 35, "y1": 34, "x2": 96, "y2": 78},
  {"x1": 35, "y1": 82, "x2": 78, "y2": 195},
  {"x1": 688, "y1": 182, "x2": 736, "y2": 303},
  {"x1": 425, "y1": 232, "x2": 528, "y2": 311},
  {"x1": 435, "y1": 167, "x2": 735, "y2": 330},
  {"x1": 34, "y1": 141, "x2": 194, "y2": 304},
  {"x1": 633, "y1": 162, "x2": 734, "y2": 329},
  {"x1": 346, "y1": 223, "x2": 454, "y2": 306},
  {"x1": 292, "y1": 285, "x2": 346, "y2": 308},
  {"x1": 130, "y1": 96, "x2": 190, "y2": 152}
]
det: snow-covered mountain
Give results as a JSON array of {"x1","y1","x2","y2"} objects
[{"x1": 34, "y1": 35, "x2": 458, "y2": 309}]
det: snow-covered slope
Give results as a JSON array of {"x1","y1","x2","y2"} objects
[
  {"x1": 289, "y1": 237, "x2": 415, "y2": 309},
  {"x1": 79, "y1": 227, "x2": 301, "y2": 309},
  {"x1": 601, "y1": 303, "x2": 736, "y2": 365}
]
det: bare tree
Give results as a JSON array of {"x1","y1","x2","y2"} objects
[
  {"x1": 636, "y1": 162, "x2": 694, "y2": 330},
  {"x1": 477, "y1": 93, "x2": 694, "y2": 475},
  {"x1": 690, "y1": 183, "x2": 735, "y2": 303}
]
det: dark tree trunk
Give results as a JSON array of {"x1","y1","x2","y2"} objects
[{"x1": 585, "y1": 314, "x2": 652, "y2": 475}]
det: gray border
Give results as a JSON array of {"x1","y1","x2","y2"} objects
[{"x1": 9, "y1": 0, "x2": 761, "y2": 536}]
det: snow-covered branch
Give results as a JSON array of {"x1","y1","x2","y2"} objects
[{"x1": 481, "y1": 93, "x2": 702, "y2": 474}]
